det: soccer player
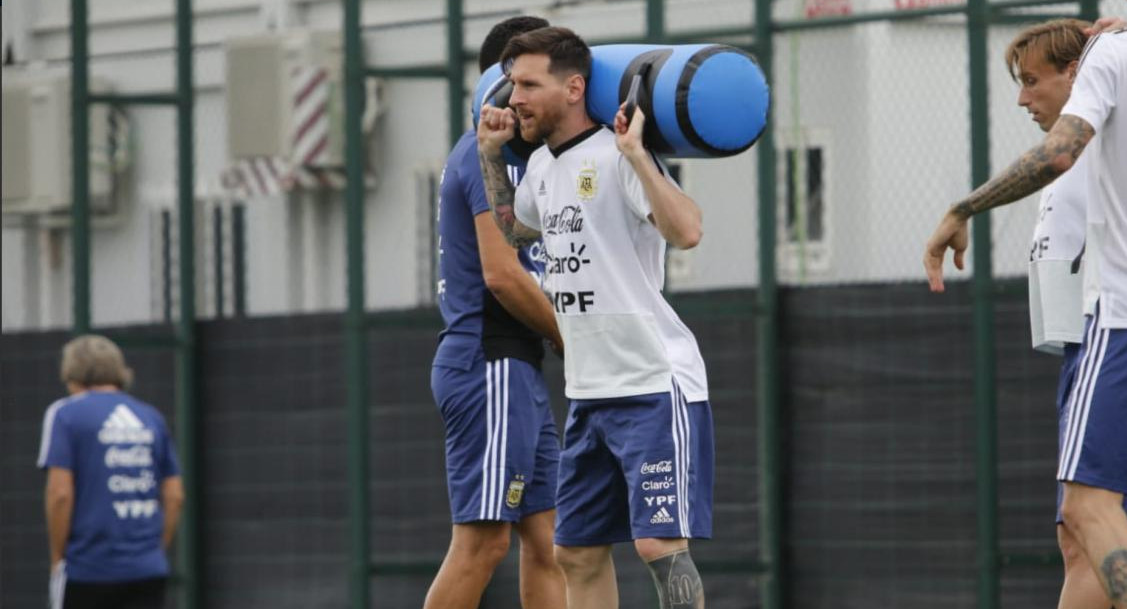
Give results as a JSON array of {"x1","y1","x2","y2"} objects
[
  {"x1": 1006, "y1": 18, "x2": 1127, "y2": 609},
  {"x1": 925, "y1": 24, "x2": 1127, "y2": 609},
  {"x1": 424, "y1": 15, "x2": 566, "y2": 609},
  {"x1": 478, "y1": 27, "x2": 713, "y2": 609},
  {"x1": 37, "y1": 335, "x2": 184, "y2": 609}
]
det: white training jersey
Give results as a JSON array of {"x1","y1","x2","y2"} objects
[
  {"x1": 1060, "y1": 29, "x2": 1127, "y2": 328},
  {"x1": 1028, "y1": 150, "x2": 1088, "y2": 354},
  {"x1": 514, "y1": 126, "x2": 709, "y2": 401}
]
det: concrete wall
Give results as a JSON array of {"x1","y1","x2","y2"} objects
[{"x1": 3, "y1": 0, "x2": 1121, "y2": 331}]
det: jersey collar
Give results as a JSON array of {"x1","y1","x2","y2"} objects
[{"x1": 548, "y1": 125, "x2": 605, "y2": 158}]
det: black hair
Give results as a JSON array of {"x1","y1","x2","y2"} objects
[
  {"x1": 479, "y1": 16, "x2": 550, "y2": 73},
  {"x1": 500, "y1": 26, "x2": 591, "y2": 82}
]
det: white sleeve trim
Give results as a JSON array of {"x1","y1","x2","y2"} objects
[{"x1": 37, "y1": 399, "x2": 68, "y2": 468}]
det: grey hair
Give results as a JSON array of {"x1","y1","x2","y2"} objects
[{"x1": 60, "y1": 335, "x2": 134, "y2": 389}]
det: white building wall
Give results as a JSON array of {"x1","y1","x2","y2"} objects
[{"x1": 3, "y1": 0, "x2": 1122, "y2": 330}]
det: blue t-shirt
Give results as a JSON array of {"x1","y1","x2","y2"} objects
[
  {"x1": 37, "y1": 390, "x2": 180, "y2": 582},
  {"x1": 434, "y1": 131, "x2": 546, "y2": 369}
]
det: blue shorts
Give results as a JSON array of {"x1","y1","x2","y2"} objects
[
  {"x1": 432, "y1": 356, "x2": 560, "y2": 524},
  {"x1": 1055, "y1": 342, "x2": 1082, "y2": 524},
  {"x1": 1057, "y1": 303, "x2": 1127, "y2": 499},
  {"x1": 554, "y1": 383, "x2": 714, "y2": 546}
]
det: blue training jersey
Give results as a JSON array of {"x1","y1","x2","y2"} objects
[
  {"x1": 37, "y1": 390, "x2": 180, "y2": 582},
  {"x1": 434, "y1": 131, "x2": 546, "y2": 369}
]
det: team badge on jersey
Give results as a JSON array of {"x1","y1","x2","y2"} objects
[
  {"x1": 505, "y1": 477, "x2": 526, "y2": 508},
  {"x1": 577, "y1": 162, "x2": 598, "y2": 202}
]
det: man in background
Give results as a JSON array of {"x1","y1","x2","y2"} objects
[
  {"x1": 424, "y1": 15, "x2": 566, "y2": 609},
  {"x1": 38, "y1": 335, "x2": 184, "y2": 609}
]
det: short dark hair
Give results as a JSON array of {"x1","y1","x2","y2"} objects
[
  {"x1": 500, "y1": 26, "x2": 591, "y2": 82},
  {"x1": 479, "y1": 16, "x2": 550, "y2": 73}
]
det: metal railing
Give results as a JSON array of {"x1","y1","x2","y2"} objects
[{"x1": 65, "y1": 1, "x2": 1102, "y2": 607}]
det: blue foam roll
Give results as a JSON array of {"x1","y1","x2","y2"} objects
[{"x1": 473, "y1": 44, "x2": 770, "y2": 159}]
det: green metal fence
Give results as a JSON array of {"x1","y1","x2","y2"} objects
[
  {"x1": 63, "y1": 0, "x2": 1108, "y2": 608},
  {"x1": 69, "y1": 0, "x2": 200, "y2": 607}
]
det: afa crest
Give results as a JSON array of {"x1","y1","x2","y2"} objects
[
  {"x1": 577, "y1": 163, "x2": 598, "y2": 202},
  {"x1": 505, "y1": 478, "x2": 526, "y2": 509}
]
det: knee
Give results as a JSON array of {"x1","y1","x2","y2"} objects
[
  {"x1": 478, "y1": 533, "x2": 512, "y2": 568},
  {"x1": 1059, "y1": 484, "x2": 1119, "y2": 539},
  {"x1": 634, "y1": 537, "x2": 688, "y2": 563},
  {"x1": 521, "y1": 538, "x2": 558, "y2": 570},
  {"x1": 554, "y1": 545, "x2": 610, "y2": 581},
  {"x1": 1060, "y1": 489, "x2": 1100, "y2": 533},
  {"x1": 516, "y1": 513, "x2": 558, "y2": 569},
  {"x1": 1057, "y1": 525, "x2": 1087, "y2": 569},
  {"x1": 453, "y1": 527, "x2": 511, "y2": 570}
]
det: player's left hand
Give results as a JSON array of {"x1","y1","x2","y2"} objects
[
  {"x1": 614, "y1": 102, "x2": 645, "y2": 159},
  {"x1": 923, "y1": 210, "x2": 968, "y2": 293}
]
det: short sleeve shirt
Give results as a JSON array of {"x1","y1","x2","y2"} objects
[{"x1": 37, "y1": 391, "x2": 179, "y2": 582}]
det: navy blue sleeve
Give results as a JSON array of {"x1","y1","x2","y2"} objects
[
  {"x1": 462, "y1": 142, "x2": 491, "y2": 217},
  {"x1": 159, "y1": 416, "x2": 181, "y2": 478}
]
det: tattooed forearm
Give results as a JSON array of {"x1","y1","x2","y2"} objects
[
  {"x1": 478, "y1": 149, "x2": 538, "y2": 249},
  {"x1": 951, "y1": 115, "x2": 1095, "y2": 220},
  {"x1": 1101, "y1": 548, "x2": 1127, "y2": 601}
]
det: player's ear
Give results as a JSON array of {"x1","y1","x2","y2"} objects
[
  {"x1": 566, "y1": 73, "x2": 586, "y2": 105},
  {"x1": 1067, "y1": 59, "x2": 1078, "y2": 82}
]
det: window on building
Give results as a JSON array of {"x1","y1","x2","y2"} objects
[
  {"x1": 778, "y1": 130, "x2": 830, "y2": 277},
  {"x1": 784, "y1": 146, "x2": 825, "y2": 244}
]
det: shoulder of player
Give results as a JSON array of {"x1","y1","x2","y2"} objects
[
  {"x1": 46, "y1": 393, "x2": 92, "y2": 416},
  {"x1": 42, "y1": 396, "x2": 78, "y2": 424},
  {"x1": 1078, "y1": 30, "x2": 1127, "y2": 71},
  {"x1": 127, "y1": 397, "x2": 169, "y2": 425}
]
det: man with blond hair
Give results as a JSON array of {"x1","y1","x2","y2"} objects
[
  {"x1": 1004, "y1": 18, "x2": 1126, "y2": 609},
  {"x1": 926, "y1": 16, "x2": 1127, "y2": 609},
  {"x1": 38, "y1": 335, "x2": 184, "y2": 609}
]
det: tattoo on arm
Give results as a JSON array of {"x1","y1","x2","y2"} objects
[
  {"x1": 951, "y1": 115, "x2": 1094, "y2": 219},
  {"x1": 1102, "y1": 548, "x2": 1127, "y2": 601},
  {"x1": 478, "y1": 149, "x2": 539, "y2": 249},
  {"x1": 646, "y1": 550, "x2": 704, "y2": 609}
]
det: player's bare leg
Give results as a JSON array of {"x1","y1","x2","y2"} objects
[
  {"x1": 1060, "y1": 483, "x2": 1127, "y2": 609},
  {"x1": 423, "y1": 522, "x2": 511, "y2": 609},
  {"x1": 636, "y1": 537, "x2": 704, "y2": 609},
  {"x1": 554, "y1": 544, "x2": 617, "y2": 609},
  {"x1": 1057, "y1": 524, "x2": 1113, "y2": 609},
  {"x1": 514, "y1": 509, "x2": 565, "y2": 609}
]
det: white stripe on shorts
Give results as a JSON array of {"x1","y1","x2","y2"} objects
[
  {"x1": 1059, "y1": 313, "x2": 1099, "y2": 479},
  {"x1": 1058, "y1": 307, "x2": 1110, "y2": 480},
  {"x1": 480, "y1": 361, "x2": 495, "y2": 520},
  {"x1": 479, "y1": 360, "x2": 511, "y2": 520},
  {"x1": 671, "y1": 383, "x2": 692, "y2": 538},
  {"x1": 497, "y1": 359, "x2": 510, "y2": 520}
]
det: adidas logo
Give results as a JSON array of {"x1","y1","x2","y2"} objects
[
  {"x1": 538, "y1": 180, "x2": 547, "y2": 196},
  {"x1": 98, "y1": 404, "x2": 154, "y2": 445},
  {"x1": 650, "y1": 507, "x2": 675, "y2": 525}
]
